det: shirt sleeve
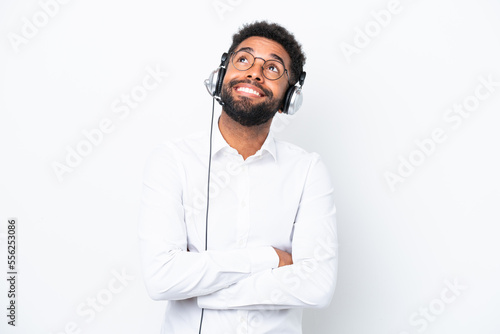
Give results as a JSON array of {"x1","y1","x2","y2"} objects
[
  {"x1": 197, "y1": 154, "x2": 338, "y2": 309},
  {"x1": 138, "y1": 144, "x2": 279, "y2": 301}
]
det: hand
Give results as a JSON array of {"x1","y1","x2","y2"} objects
[{"x1": 273, "y1": 247, "x2": 293, "y2": 267}]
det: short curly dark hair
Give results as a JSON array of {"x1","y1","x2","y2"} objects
[{"x1": 228, "y1": 21, "x2": 306, "y2": 85}]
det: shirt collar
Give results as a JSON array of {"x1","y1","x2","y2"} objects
[{"x1": 211, "y1": 115, "x2": 277, "y2": 162}]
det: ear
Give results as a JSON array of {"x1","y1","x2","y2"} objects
[{"x1": 278, "y1": 94, "x2": 288, "y2": 114}]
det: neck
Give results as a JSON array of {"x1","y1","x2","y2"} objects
[{"x1": 218, "y1": 110, "x2": 272, "y2": 160}]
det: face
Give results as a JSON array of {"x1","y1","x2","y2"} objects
[{"x1": 220, "y1": 36, "x2": 291, "y2": 127}]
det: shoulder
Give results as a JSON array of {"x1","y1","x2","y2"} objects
[
  {"x1": 273, "y1": 137, "x2": 332, "y2": 186},
  {"x1": 274, "y1": 138, "x2": 322, "y2": 165},
  {"x1": 273, "y1": 140, "x2": 334, "y2": 199}
]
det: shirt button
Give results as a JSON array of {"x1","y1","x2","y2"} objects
[{"x1": 241, "y1": 200, "x2": 246, "y2": 208}]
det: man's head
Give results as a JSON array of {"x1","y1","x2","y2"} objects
[
  {"x1": 220, "y1": 21, "x2": 306, "y2": 127},
  {"x1": 228, "y1": 21, "x2": 306, "y2": 85}
]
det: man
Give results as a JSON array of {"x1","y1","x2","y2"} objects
[{"x1": 139, "y1": 21, "x2": 338, "y2": 333}]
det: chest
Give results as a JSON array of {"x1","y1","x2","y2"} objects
[{"x1": 182, "y1": 157, "x2": 306, "y2": 252}]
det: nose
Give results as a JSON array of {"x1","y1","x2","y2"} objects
[{"x1": 245, "y1": 57, "x2": 266, "y2": 82}]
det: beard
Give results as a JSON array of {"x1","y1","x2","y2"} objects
[{"x1": 220, "y1": 79, "x2": 282, "y2": 127}]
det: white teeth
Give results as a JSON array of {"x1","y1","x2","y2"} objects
[{"x1": 236, "y1": 87, "x2": 261, "y2": 96}]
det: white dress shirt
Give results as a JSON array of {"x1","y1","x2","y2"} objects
[{"x1": 139, "y1": 114, "x2": 338, "y2": 334}]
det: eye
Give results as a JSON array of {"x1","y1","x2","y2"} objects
[
  {"x1": 265, "y1": 61, "x2": 283, "y2": 75},
  {"x1": 236, "y1": 55, "x2": 249, "y2": 63},
  {"x1": 266, "y1": 64, "x2": 278, "y2": 73}
]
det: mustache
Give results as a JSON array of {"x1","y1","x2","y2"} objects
[{"x1": 228, "y1": 79, "x2": 273, "y2": 98}]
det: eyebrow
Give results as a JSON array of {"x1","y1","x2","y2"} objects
[{"x1": 235, "y1": 47, "x2": 286, "y2": 65}]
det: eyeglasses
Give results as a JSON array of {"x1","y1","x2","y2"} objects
[{"x1": 230, "y1": 50, "x2": 289, "y2": 81}]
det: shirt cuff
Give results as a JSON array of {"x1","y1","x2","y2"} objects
[{"x1": 248, "y1": 246, "x2": 279, "y2": 273}]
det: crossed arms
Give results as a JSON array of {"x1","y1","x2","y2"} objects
[{"x1": 138, "y1": 145, "x2": 338, "y2": 310}]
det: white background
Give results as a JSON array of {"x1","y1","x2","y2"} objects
[{"x1": 1, "y1": 0, "x2": 500, "y2": 333}]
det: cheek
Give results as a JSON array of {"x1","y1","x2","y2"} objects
[
  {"x1": 223, "y1": 67, "x2": 240, "y2": 83},
  {"x1": 275, "y1": 84, "x2": 289, "y2": 100},
  {"x1": 221, "y1": 74, "x2": 231, "y2": 87}
]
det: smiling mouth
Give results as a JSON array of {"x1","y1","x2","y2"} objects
[{"x1": 235, "y1": 86, "x2": 263, "y2": 97}]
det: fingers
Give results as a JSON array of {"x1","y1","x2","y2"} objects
[{"x1": 273, "y1": 247, "x2": 293, "y2": 267}]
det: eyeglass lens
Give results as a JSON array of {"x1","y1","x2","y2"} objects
[{"x1": 232, "y1": 51, "x2": 285, "y2": 80}]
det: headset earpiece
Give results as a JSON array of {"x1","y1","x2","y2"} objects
[
  {"x1": 215, "y1": 53, "x2": 227, "y2": 97},
  {"x1": 282, "y1": 71, "x2": 306, "y2": 115},
  {"x1": 204, "y1": 53, "x2": 228, "y2": 105},
  {"x1": 205, "y1": 55, "x2": 306, "y2": 114}
]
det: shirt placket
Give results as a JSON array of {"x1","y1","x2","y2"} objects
[
  {"x1": 234, "y1": 162, "x2": 250, "y2": 333},
  {"x1": 236, "y1": 163, "x2": 250, "y2": 249},
  {"x1": 236, "y1": 309, "x2": 249, "y2": 334}
]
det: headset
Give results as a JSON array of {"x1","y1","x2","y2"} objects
[
  {"x1": 198, "y1": 52, "x2": 306, "y2": 334},
  {"x1": 204, "y1": 52, "x2": 306, "y2": 115}
]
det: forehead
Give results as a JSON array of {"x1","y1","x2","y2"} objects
[{"x1": 234, "y1": 36, "x2": 291, "y2": 68}]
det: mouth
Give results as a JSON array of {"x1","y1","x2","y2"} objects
[{"x1": 233, "y1": 84, "x2": 265, "y2": 98}]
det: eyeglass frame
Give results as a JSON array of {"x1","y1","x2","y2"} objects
[{"x1": 229, "y1": 50, "x2": 290, "y2": 83}]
